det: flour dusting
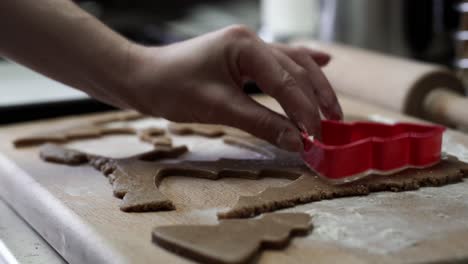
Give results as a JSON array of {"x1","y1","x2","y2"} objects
[{"x1": 442, "y1": 133, "x2": 468, "y2": 162}]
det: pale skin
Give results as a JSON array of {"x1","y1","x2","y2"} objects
[{"x1": 0, "y1": 0, "x2": 343, "y2": 152}]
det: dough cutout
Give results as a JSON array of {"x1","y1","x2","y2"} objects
[{"x1": 152, "y1": 213, "x2": 312, "y2": 264}]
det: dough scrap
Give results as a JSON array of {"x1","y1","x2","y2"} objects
[
  {"x1": 138, "y1": 127, "x2": 165, "y2": 138},
  {"x1": 152, "y1": 213, "x2": 312, "y2": 264},
  {"x1": 91, "y1": 110, "x2": 145, "y2": 124},
  {"x1": 168, "y1": 123, "x2": 250, "y2": 138},
  {"x1": 39, "y1": 143, "x2": 89, "y2": 165},
  {"x1": 13, "y1": 111, "x2": 145, "y2": 148},
  {"x1": 138, "y1": 127, "x2": 172, "y2": 147},
  {"x1": 14, "y1": 124, "x2": 136, "y2": 148},
  {"x1": 146, "y1": 136, "x2": 173, "y2": 147}
]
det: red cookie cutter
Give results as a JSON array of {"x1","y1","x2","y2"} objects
[{"x1": 301, "y1": 120, "x2": 445, "y2": 184}]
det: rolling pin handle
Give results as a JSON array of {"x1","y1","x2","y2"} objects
[{"x1": 424, "y1": 88, "x2": 468, "y2": 129}]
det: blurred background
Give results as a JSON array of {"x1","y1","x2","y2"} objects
[{"x1": 0, "y1": 0, "x2": 464, "y2": 123}]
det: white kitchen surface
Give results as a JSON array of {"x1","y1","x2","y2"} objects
[{"x1": 0, "y1": 62, "x2": 87, "y2": 107}]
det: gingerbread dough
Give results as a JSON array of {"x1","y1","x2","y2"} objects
[
  {"x1": 40, "y1": 144, "x2": 300, "y2": 212},
  {"x1": 39, "y1": 143, "x2": 89, "y2": 165},
  {"x1": 168, "y1": 123, "x2": 250, "y2": 138},
  {"x1": 39, "y1": 143, "x2": 468, "y2": 216},
  {"x1": 218, "y1": 155, "x2": 468, "y2": 218},
  {"x1": 222, "y1": 136, "x2": 276, "y2": 159},
  {"x1": 40, "y1": 144, "x2": 189, "y2": 211},
  {"x1": 138, "y1": 127, "x2": 173, "y2": 147},
  {"x1": 169, "y1": 114, "x2": 371, "y2": 140},
  {"x1": 14, "y1": 123, "x2": 136, "y2": 147},
  {"x1": 13, "y1": 111, "x2": 146, "y2": 148},
  {"x1": 91, "y1": 110, "x2": 144, "y2": 124},
  {"x1": 152, "y1": 213, "x2": 312, "y2": 264}
]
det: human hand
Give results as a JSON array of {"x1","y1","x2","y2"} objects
[{"x1": 120, "y1": 25, "x2": 342, "y2": 152}]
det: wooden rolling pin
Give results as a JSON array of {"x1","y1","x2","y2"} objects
[{"x1": 295, "y1": 41, "x2": 468, "y2": 128}]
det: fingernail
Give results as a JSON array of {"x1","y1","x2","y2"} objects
[
  {"x1": 277, "y1": 129, "x2": 303, "y2": 152},
  {"x1": 318, "y1": 55, "x2": 331, "y2": 66}
]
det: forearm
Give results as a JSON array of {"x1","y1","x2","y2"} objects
[
  {"x1": 0, "y1": 2, "x2": 342, "y2": 151},
  {"x1": 0, "y1": 0, "x2": 136, "y2": 107}
]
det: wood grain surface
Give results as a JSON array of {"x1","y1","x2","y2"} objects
[{"x1": 1, "y1": 95, "x2": 468, "y2": 264}]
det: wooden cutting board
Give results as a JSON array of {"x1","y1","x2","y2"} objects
[{"x1": 1, "y1": 95, "x2": 468, "y2": 264}]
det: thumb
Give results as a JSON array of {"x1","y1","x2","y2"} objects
[{"x1": 218, "y1": 94, "x2": 303, "y2": 152}]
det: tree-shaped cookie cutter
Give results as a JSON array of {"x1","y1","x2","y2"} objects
[{"x1": 301, "y1": 120, "x2": 445, "y2": 183}]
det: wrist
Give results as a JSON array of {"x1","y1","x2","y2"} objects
[
  {"x1": 115, "y1": 43, "x2": 166, "y2": 115},
  {"x1": 97, "y1": 41, "x2": 148, "y2": 109}
]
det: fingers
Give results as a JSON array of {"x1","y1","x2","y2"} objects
[
  {"x1": 269, "y1": 48, "x2": 322, "y2": 138},
  {"x1": 271, "y1": 44, "x2": 343, "y2": 120},
  {"x1": 218, "y1": 93, "x2": 303, "y2": 152},
  {"x1": 231, "y1": 30, "x2": 322, "y2": 137},
  {"x1": 298, "y1": 55, "x2": 343, "y2": 120},
  {"x1": 271, "y1": 43, "x2": 331, "y2": 67}
]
